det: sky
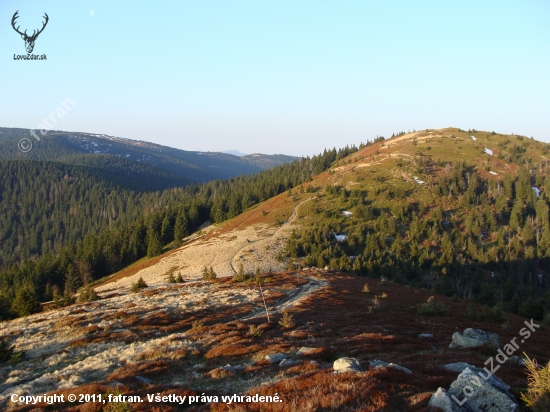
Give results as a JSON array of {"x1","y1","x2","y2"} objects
[{"x1": 0, "y1": 1, "x2": 549, "y2": 157}]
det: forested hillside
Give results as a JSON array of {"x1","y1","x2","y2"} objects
[
  {"x1": 283, "y1": 129, "x2": 550, "y2": 322},
  {"x1": 0, "y1": 128, "x2": 296, "y2": 269},
  {"x1": 0, "y1": 145, "x2": 357, "y2": 319},
  {"x1": 0, "y1": 160, "x2": 187, "y2": 268}
]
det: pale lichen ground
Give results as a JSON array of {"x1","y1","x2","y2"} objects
[{"x1": 0, "y1": 282, "x2": 259, "y2": 405}]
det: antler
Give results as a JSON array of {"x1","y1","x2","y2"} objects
[
  {"x1": 29, "y1": 13, "x2": 49, "y2": 39},
  {"x1": 11, "y1": 11, "x2": 27, "y2": 37}
]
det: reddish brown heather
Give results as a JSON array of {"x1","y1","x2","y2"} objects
[{"x1": 10, "y1": 272, "x2": 548, "y2": 411}]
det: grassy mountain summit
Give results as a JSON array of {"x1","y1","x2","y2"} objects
[{"x1": 284, "y1": 128, "x2": 549, "y2": 317}]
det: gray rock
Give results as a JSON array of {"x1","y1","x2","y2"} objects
[
  {"x1": 388, "y1": 363, "x2": 412, "y2": 374},
  {"x1": 135, "y1": 376, "x2": 154, "y2": 384},
  {"x1": 234, "y1": 362, "x2": 255, "y2": 370},
  {"x1": 369, "y1": 360, "x2": 411, "y2": 374},
  {"x1": 418, "y1": 333, "x2": 434, "y2": 339},
  {"x1": 265, "y1": 352, "x2": 287, "y2": 364},
  {"x1": 220, "y1": 364, "x2": 237, "y2": 373},
  {"x1": 443, "y1": 362, "x2": 476, "y2": 373},
  {"x1": 443, "y1": 363, "x2": 510, "y2": 393},
  {"x1": 333, "y1": 357, "x2": 362, "y2": 373},
  {"x1": 506, "y1": 356, "x2": 526, "y2": 367},
  {"x1": 449, "y1": 328, "x2": 500, "y2": 349},
  {"x1": 369, "y1": 359, "x2": 389, "y2": 368},
  {"x1": 279, "y1": 359, "x2": 299, "y2": 367},
  {"x1": 296, "y1": 347, "x2": 317, "y2": 355},
  {"x1": 448, "y1": 367, "x2": 518, "y2": 411},
  {"x1": 428, "y1": 387, "x2": 464, "y2": 412},
  {"x1": 309, "y1": 361, "x2": 320, "y2": 367}
]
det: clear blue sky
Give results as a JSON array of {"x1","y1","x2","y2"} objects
[{"x1": 1, "y1": 1, "x2": 548, "y2": 156}]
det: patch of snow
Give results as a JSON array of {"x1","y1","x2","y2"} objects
[
  {"x1": 413, "y1": 176, "x2": 425, "y2": 185},
  {"x1": 484, "y1": 148, "x2": 493, "y2": 156},
  {"x1": 489, "y1": 171, "x2": 498, "y2": 175},
  {"x1": 471, "y1": 136, "x2": 477, "y2": 141},
  {"x1": 334, "y1": 234, "x2": 347, "y2": 242},
  {"x1": 342, "y1": 211, "x2": 353, "y2": 217},
  {"x1": 532, "y1": 187, "x2": 541, "y2": 198}
]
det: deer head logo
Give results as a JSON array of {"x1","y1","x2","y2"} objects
[{"x1": 11, "y1": 11, "x2": 49, "y2": 54}]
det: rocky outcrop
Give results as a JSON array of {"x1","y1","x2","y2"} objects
[
  {"x1": 429, "y1": 364, "x2": 518, "y2": 411},
  {"x1": 333, "y1": 357, "x2": 362, "y2": 373},
  {"x1": 449, "y1": 328, "x2": 500, "y2": 349}
]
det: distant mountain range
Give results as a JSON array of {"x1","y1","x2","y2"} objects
[
  {"x1": 222, "y1": 150, "x2": 247, "y2": 157},
  {"x1": 0, "y1": 128, "x2": 297, "y2": 187}
]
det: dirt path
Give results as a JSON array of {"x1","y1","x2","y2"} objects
[
  {"x1": 229, "y1": 198, "x2": 312, "y2": 275},
  {"x1": 239, "y1": 276, "x2": 327, "y2": 321}
]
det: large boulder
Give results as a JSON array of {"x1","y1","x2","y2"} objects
[
  {"x1": 443, "y1": 363, "x2": 511, "y2": 393},
  {"x1": 429, "y1": 365, "x2": 518, "y2": 411},
  {"x1": 333, "y1": 357, "x2": 362, "y2": 373},
  {"x1": 449, "y1": 328, "x2": 500, "y2": 349}
]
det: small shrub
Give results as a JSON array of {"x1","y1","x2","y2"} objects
[
  {"x1": 278, "y1": 311, "x2": 295, "y2": 329},
  {"x1": 165, "y1": 266, "x2": 178, "y2": 283},
  {"x1": 414, "y1": 296, "x2": 448, "y2": 316},
  {"x1": 0, "y1": 339, "x2": 23, "y2": 364},
  {"x1": 362, "y1": 283, "x2": 370, "y2": 293},
  {"x1": 175, "y1": 273, "x2": 184, "y2": 283},
  {"x1": 0, "y1": 339, "x2": 15, "y2": 363},
  {"x1": 53, "y1": 290, "x2": 75, "y2": 308},
  {"x1": 521, "y1": 354, "x2": 550, "y2": 412},
  {"x1": 247, "y1": 324, "x2": 263, "y2": 338},
  {"x1": 192, "y1": 320, "x2": 204, "y2": 329},
  {"x1": 77, "y1": 286, "x2": 99, "y2": 303},
  {"x1": 202, "y1": 265, "x2": 217, "y2": 280},
  {"x1": 490, "y1": 303, "x2": 507, "y2": 324},
  {"x1": 466, "y1": 302, "x2": 478, "y2": 319},
  {"x1": 234, "y1": 263, "x2": 245, "y2": 282},
  {"x1": 255, "y1": 273, "x2": 265, "y2": 286},
  {"x1": 380, "y1": 292, "x2": 388, "y2": 299},
  {"x1": 368, "y1": 296, "x2": 381, "y2": 314},
  {"x1": 130, "y1": 277, "x2": 148, "y2": 293},
  {"x1": 104, "y1": 387, "x2": 134, "y2": 412}
]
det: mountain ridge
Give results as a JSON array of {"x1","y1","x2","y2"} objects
[{"x1": 0, "y1": 127, "x2": 296, "y2": 183}]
